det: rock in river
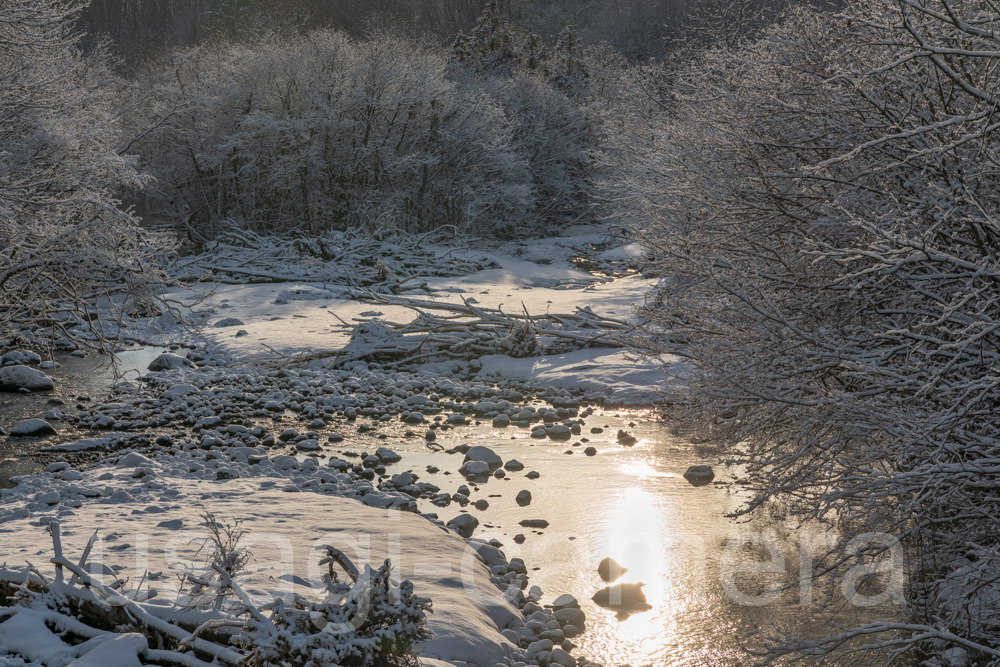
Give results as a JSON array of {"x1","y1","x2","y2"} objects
[
  {"x1": 598, "y1": 557, "x2": 627, "y2": 582},
  {"x1": 591, "y1": 582, "x2": 650, "y2": 611},
  {"x1": 463, "y1": 445, "x2": 503, "y2": 470},
  {"x1": 0, "y1": 366, "x2": 53, "y2": 392},
  {"x1": 446, "y1": 513, "x2": 479, "y2": 538},
  {"x1": 616, "y1": 430, "x2": 638, "y2": 446},
  {"x1": 459, "y1": 460, "x2": 491, "y2": 477},
  {"x1": 147, "y1": 354, "x2": 196, "y2": 371},
  {"x1": 11, "y1": 419, "x2": 56, "y2": 437},
  {"x1": 547, "y1": 424, "x2": 573, "y2": 440},
  {"x1": 683, "y1": 465, "x2": 715, "y2": 485}
]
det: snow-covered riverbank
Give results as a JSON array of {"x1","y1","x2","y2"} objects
[{"x1": 0, "y1": 230, "x2": 687, "y2": 666}]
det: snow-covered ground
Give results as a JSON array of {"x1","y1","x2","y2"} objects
[{"x1": 1, "y1": 451, "x2": 523, "y2": 665}]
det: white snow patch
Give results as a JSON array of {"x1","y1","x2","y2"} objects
[{"x1": 467, "y1": 348, "x2": 686, "y2": 405}]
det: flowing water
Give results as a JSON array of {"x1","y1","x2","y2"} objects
[
  {"x1": 0, "y1": 347, "x2": 164, "y2": 486},
  {"x1": 0, "y1": 353, "x2": 900, "y2": 665},
  {"x1": 391, "y1": 418, "x2": 896, "y2": 666}
]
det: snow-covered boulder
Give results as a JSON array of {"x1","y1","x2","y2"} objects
[
  {"x1": 0, "y1": 366, "x2": 53, "y2": 392},
  {"x1": 213, "y1": 317, "x2": 245, "y2": 328},
  {"x1": 147, "y1": 354, "x2": 196, "y2": 371},
  {"x1": 10, "y1": 419, "x2": 56, "y2": 437},
  {"x1": 117, "y1": 452, "x2": 152, "y2": 468}
]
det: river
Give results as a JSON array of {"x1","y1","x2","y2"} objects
[{"x1": 0, "y1": 350, "x2": 900, "y2": 666}]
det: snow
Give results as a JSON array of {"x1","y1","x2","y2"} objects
[
  {"x1": 40, "y1": 438, "x2": 113, "y2": 452},
  {"x1": 469, "y1": 348, "x2": 685, "y2": 405},
  {"x1": 0, "y1": 452, "x2": 523, "y2": 666},
  {"x1": 0, "y1": 608, "x2": 78, "y2": 666}
]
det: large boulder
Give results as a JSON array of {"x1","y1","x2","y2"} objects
[
  {"x1": 147, "y1": 354, "x2": 196, "y2": 371},
  {"x1": 0, "y1": 366, "x2": 53, "y2": 392},
  {"x1": 463, "y1": 446, "x2": 503, "y2": 470}
]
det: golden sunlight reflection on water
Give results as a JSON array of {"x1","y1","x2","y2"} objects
[{"x1": 408, "y1": 412, "x2": 899, "y2": 666}]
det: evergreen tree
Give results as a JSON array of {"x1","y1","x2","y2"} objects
[
  {"x1": 450, "y1": 0, "x2": 521, "y2": 75},
  {"x1": 550, "y1": 21, "x2": 588, "y2": 93}
]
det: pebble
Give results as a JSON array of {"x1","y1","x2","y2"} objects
[{"x1": 516, "y1": 490, "x2": 532, "y2": 506}]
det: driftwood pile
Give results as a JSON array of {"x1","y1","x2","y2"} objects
[{"x1": 320, "y1": 291, "x2": 635, "y2": 370}]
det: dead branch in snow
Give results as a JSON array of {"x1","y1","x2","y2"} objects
[{"x1": 316, "y1": 291, "x2": 636, "y2": 370}]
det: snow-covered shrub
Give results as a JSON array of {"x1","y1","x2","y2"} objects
[
  {"x1": 0, "y1": 0, "x2": 167, "y2": 348},
  {"x1": 613, "y1": 0, "x2": 1000, "y2": 661},
  {"x1": 236, "y1": 558, "x2": 431, "y2": 667},
  {"x1": 131, "y1": 30, "x2": 533, "y2": 238}
]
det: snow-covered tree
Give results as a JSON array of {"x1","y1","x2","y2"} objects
[
  {"x1": 0, "y1": 0, "x2": 165, "y2": 349},
  {"x1": 450, "y1": 0, "x2": 522, "y2": 74},
  {"x1": 549, "y1": 21, "x2": 588, "y2": 94},
  {"x1": 131, "y1": 30, "x2": 534, "y2": 237},
  {"x1": 613, "y1": 0, "x2": 1000, "y2": 661}
]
